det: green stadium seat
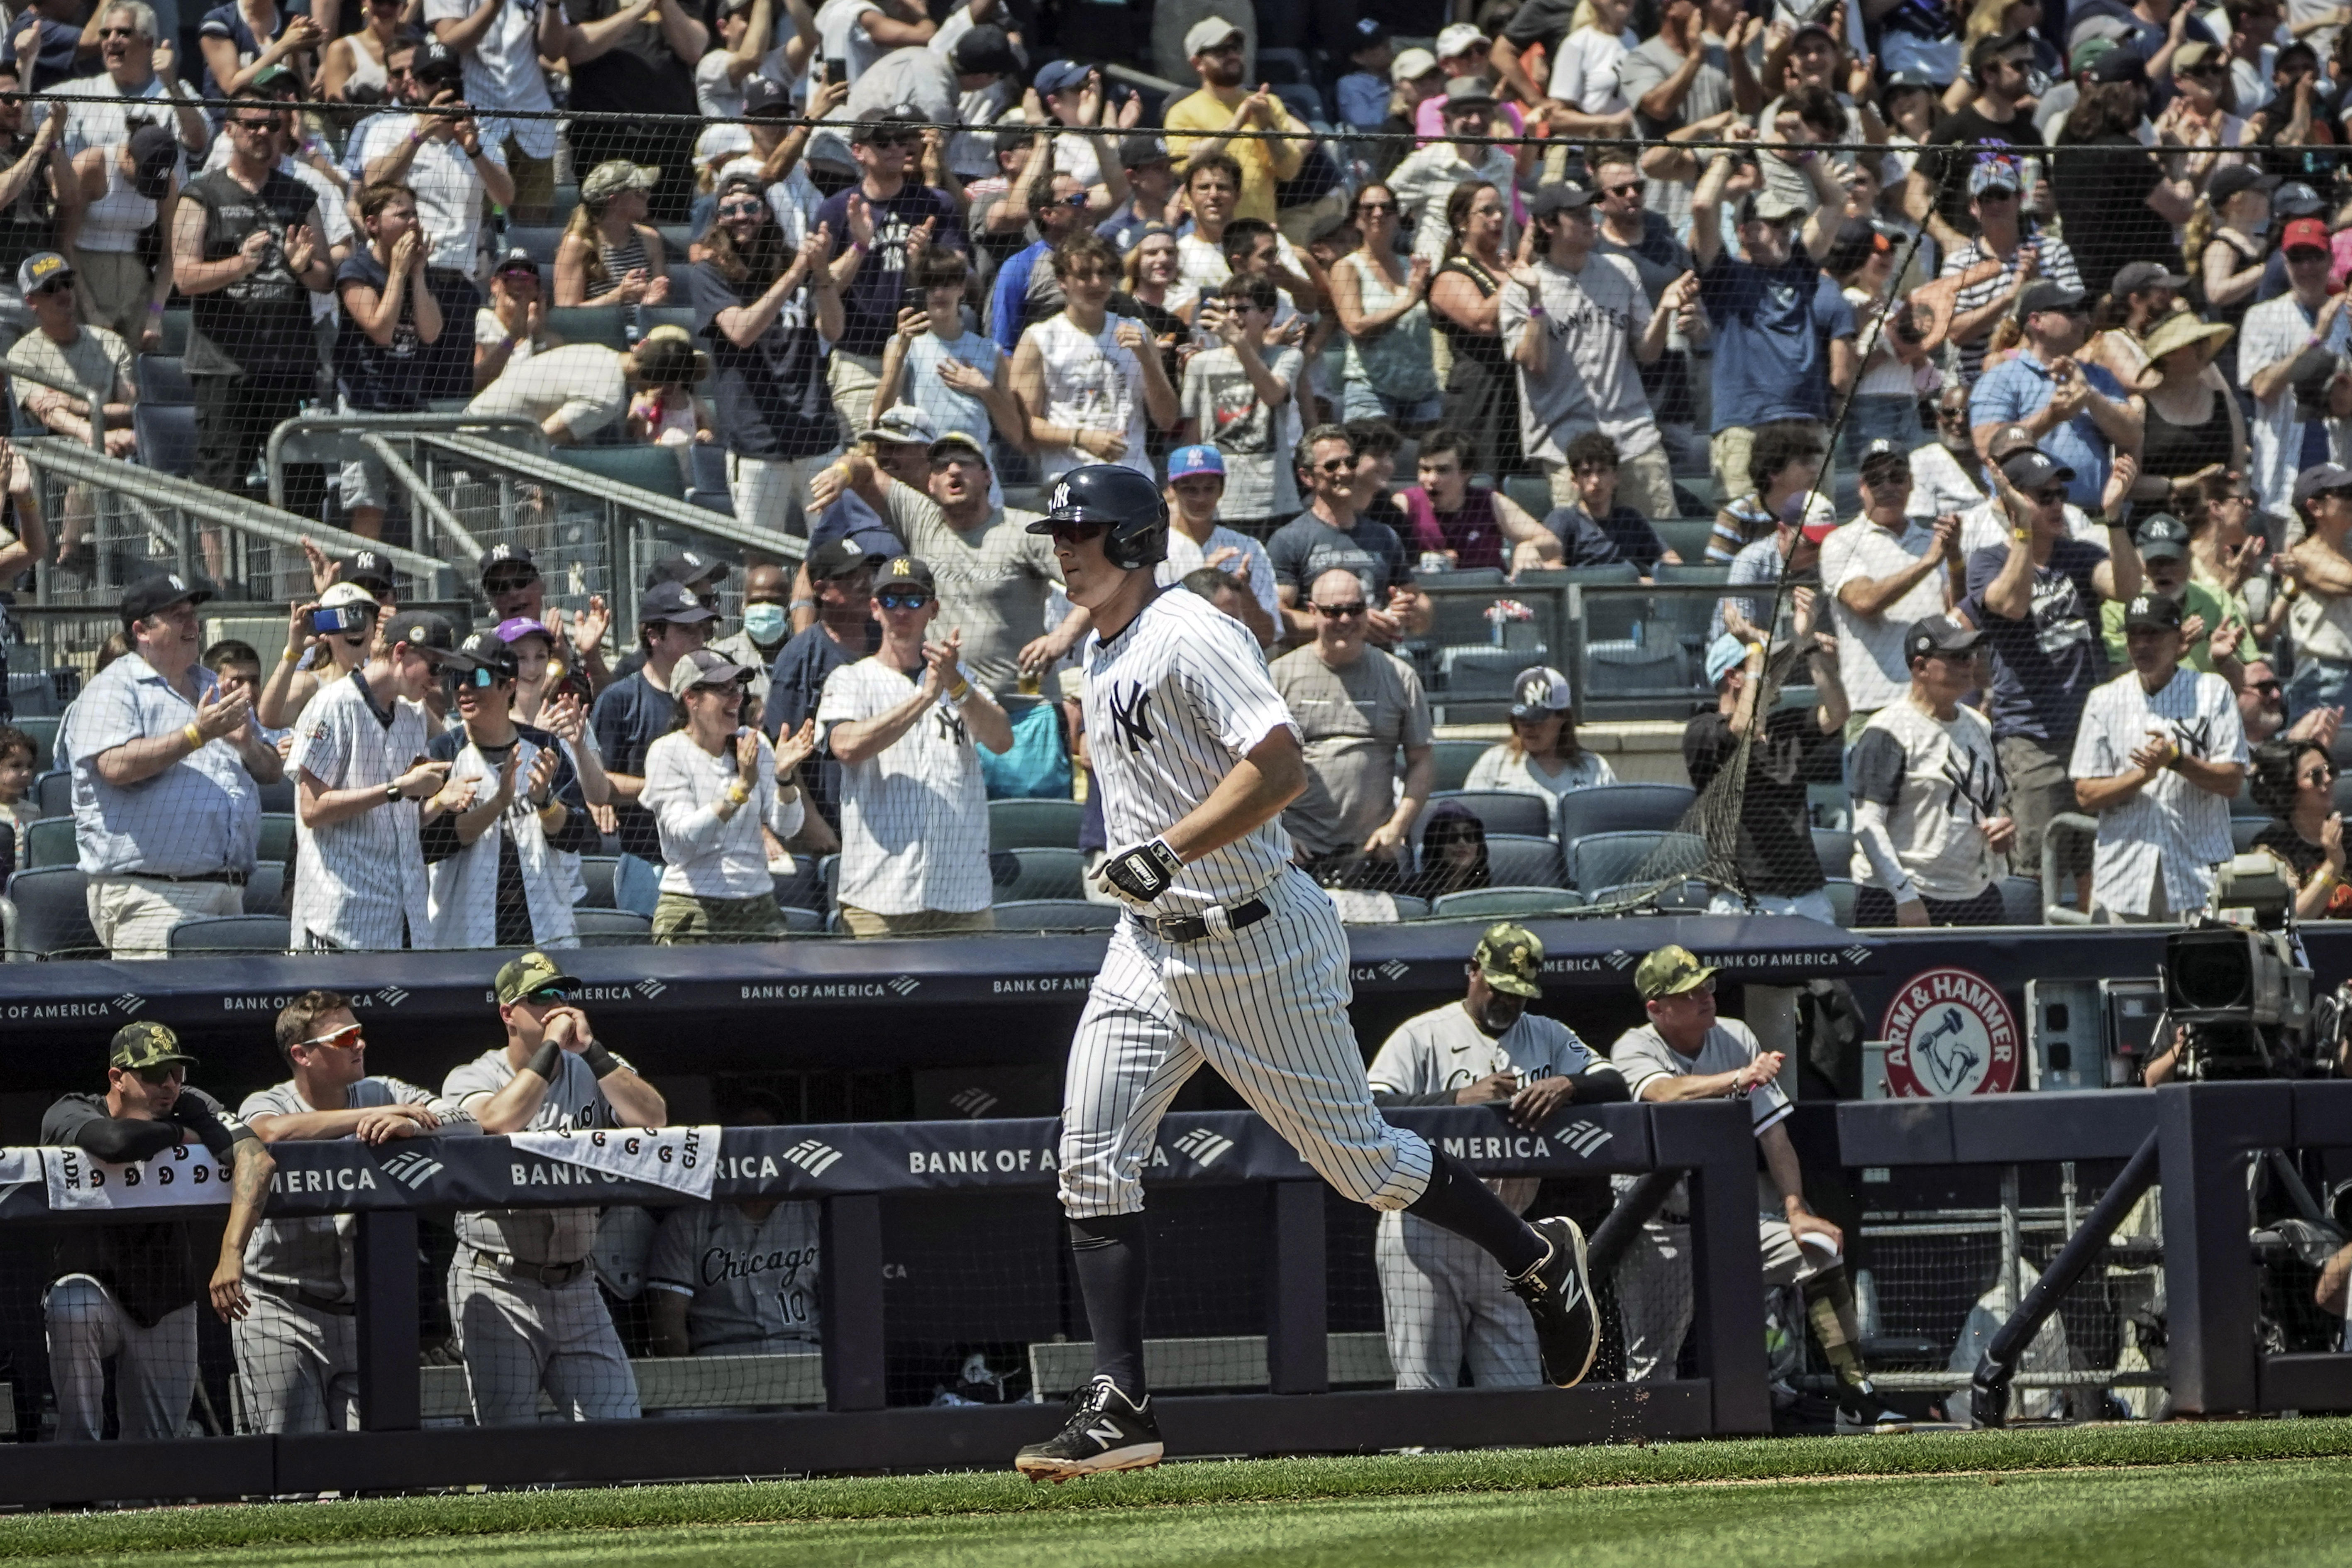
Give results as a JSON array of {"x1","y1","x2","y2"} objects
[
  {"x1": 989, "y1": 797, "x2": 1082, "y2": 850},
  {"x1": 9, "y1": 716, "x2": 58, "y2": 772},
  {"x1": 989, "y1": 846, "x2": 1086, "y2": 902},
  {"x1": 554, "y1": 445, "x2": 687, "y2": 500},
  {"x1": 1431, "y1": 738, "x2": 1489, "y2": 792},
  {"x1": 22, "y1": 816, "x2": 74, "y2": 868},
  {"x1": 1429, "y1": 886, "x2": 1587, "y2": 918},
  {"x1": 543, "y1": 304, "x2": 630, "y2": 351},
  {"x1": 258, "y1": 813, "x2": 297, "y2": 866}
]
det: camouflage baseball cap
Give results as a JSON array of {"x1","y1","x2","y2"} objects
[
  {"x1": 109, "y1": 1021, "x2": 197, "y2": 1071},
  {"x1": 493, "y1": 950, "x2": 581, "y2": 1006},
  {"x1": 1634, "y1": 944, "x2": 1717, "y2": 1001},
  {"x1": 1473, "y1": 922, "x2": 1545, "y2": 999}
]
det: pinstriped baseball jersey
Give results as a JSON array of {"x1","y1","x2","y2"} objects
[
  {"x1": 1082, "y1": 587, "x2": 1300, "y2": 911},
  {"x1": 816, "y1": 657, "x2": 994, "y2": 916}
]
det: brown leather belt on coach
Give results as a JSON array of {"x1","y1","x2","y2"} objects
[
  {"x1": 473, "y1": 1249, "x2": 587, "y2": 1286},
  {"x1": 1133, "y1": 896, "x2": 1271, "y2": 943},
  {"x1": 127, "y1": 869, "x2": 247, "y2": 886}
]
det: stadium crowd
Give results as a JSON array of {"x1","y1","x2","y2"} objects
[{"x1": 9, "y1": 0, "x2": 2352, "y2": 935}]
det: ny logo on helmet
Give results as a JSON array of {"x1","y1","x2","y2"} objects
[{"x1": 1052, "y1": 481, "x2": 1073, "y2": 511}]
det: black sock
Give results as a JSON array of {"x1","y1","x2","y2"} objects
[
  {"x1": 1068, "y1": 1212, "x2": 1148, "y2": 1401},
  {"x1": 1405, "y1": 1151, "x2": 1546, "y2": 1275}
]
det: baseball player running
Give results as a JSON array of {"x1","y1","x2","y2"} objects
[
  {"x1": 1366, "y1": 924, "x2": 1627, "y2": 1390},
  {"x1": 1013, "y1": 466, "x2": 1601, "y2": 1483},
  {"x1": 236, "y1": 989, "x2": 471, "y2": 1433}
]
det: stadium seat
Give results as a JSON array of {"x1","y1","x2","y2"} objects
[
  {"x1": 1565, "y1": 829, "x2": 1705, "y2": 892},
  {"x1": 544, "y1": 305, "x2": 630, "y2": 351},
  {"x1": 133, "y1": 403, "x2": 198, "y2": 478},
  {"x1": 1437, "y1": 645, "x2": 1536, "y2": 700},
  {"x1": 1418, "y1": 566, "x2": 1507, "y2": 589},
  {"x1": 167, "y1": 915, "x2": 291, "y2": 954},
  {"x1": 12, "y1": 716, "x2": 59, "y2": 771},
  {"x1": 1807, "y1": 781, "x2": 1850, "y2": 831},
  {"x1": 1653, "y1": 518, "x2": 1715, "y2": 561},
  {"x1": 655, "y1": 224, "x2": 695, "y2": 258},
  {"x1": 33, "y1": 768, "x2": 68, "y2": 818},
  {"x1": 504, "y1": 225, "x2": 564, "y2": 266},
  {"x1": 1554, "y1": 783, "x2": 1695, "y2": 843},
  {"x1": 1996, "y1": 875, "x2": 2043, "y2": 925},
  {"x1": 548, "y1": 183, "x2": 581, "y2": 224},
  {"x1": 1412, "y1": 790, "x2": 1552, "y2": 844},
  {"x1": 573, "y1": 908, "x2": 653, "y2": 943},
  {"x1": 135, "y1": 354, "x2": 192, "y2": 405},
  {"x1": 779, "y1": 905, "x2": 823, "y2": 933},
  {"x1": 554, "y1": 444, "x2": 686, "y2": 500},
  {"x1": 1429, "y1": 886, "x2": 1587, "y2": 918},
  {"x1": 258, "y1": 813, "x2": 297, "y2": 866},
  {"x1": 0, "y1": 865, "x2": 96, "y2": 958},
  {"x1": 638, "y1": 305, "x2": 697, "y2": 341},
  {"x1": 1812, "y1": 827, "x2": 1854, "y2": 880},
  {"x1": 256, "y1": 776, "x2": 296, "y2": 815},
  {"x1": 1430, "y1": 738, "x2": 1488, "y2": 792},
  {"x1": 2231, "y1": 817, "x2": 2270, "y2": 853},
  {"x1": 686, "y1": 440, "x2": 735, "y2": 514},
  {"x1": 1480, "y1": 834, "x2": 1565, "y2": 889},
  {"x1": 0, "y1": 822, "x2": 10, "y2": 879},
  {"x1": 577, "y1": 855, "x2": 619, "y2": 909},
  {"x1": 1652, "y1": 562, "x2": 1730, "y2": 584},
  {"x1": 989, "y1": 797, "x2": 1082, "y2": 850},
  {"x1": 992, "y1": 899, "x2": 1117, "y2": 931},
  {"x1": 818, "y1": 853, "x2": 839, "y2": 906},
  {"x1": 773, "y1": 857, "x2": 822, "y2": 912},
  {"x1": 21, "y1": 816, "x2": 73, "y2": 868},
  {"x1": 244, "y1": 861, "x2": 285, "y2": 916},
  {"x1": 1503, "y1": 475, "x2": 1550, "y2": 520},
  {"x1": 157, "y1": 308, "x2": 191, "y2": 355},
  {"x1": 1821, "y1": 877, "x2": 1856, "y2": 926},
  {"x1": 990, "y1": 846, "x2": 1086, "y2": 902}
]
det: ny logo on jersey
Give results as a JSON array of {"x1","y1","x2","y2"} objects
[
  {"x1": 1108, "y1": 681, "x2": 1155, "y2": 753},
  {"x1": 2173, "y1": 715, "x2": 2215, "y2": 762},
  {"x1": 935, "y1": 705, "x2": 967, "y2": 745},
  {"x1": 1937, "y1": 746, "x2": 2003, "y2": 822}
]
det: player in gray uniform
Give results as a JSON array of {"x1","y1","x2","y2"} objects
[
  {"x1": 442, "y1": 951, "x2": 668, "y2": 1426},
  {"x1": 235, "y1": 989, "x2": 472, "y2": 1434},
  {"x1": 1012, "y1": 466, "x2": 1601, "y2": 1483},
  {"x1": 647, "y1": 1106, "x2": 820, "y2": 1357},
  {"x1": 1609, "y1": 944, "x2": 1883, "y2": 1422},
  {"x1": 1366, "y1": 923, "x2": 1627, "y2": 1390}
]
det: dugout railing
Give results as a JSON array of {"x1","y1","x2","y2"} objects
[{"x1": 0, "y1": 1103, "x2": 1764, "y2": 1503}]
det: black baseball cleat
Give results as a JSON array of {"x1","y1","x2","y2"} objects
[
  {"x1": 1014, "y1": 1374, "x2": 1165, "y2": 1483},
  {"x1": 1509, "y1": 1215, "x2": 1600, "y2": 1389}
]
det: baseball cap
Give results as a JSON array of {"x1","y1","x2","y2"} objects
[
  {"x1": 862, "y1": 404, "x2": 940, "y2": 447},
  {"x1": 1473, "y1": 922, "x2": 1545, "y2": 1000},
  {"x1": 110, "y1": 1021, "x2": 197, "y2": 1072},
  {"x1": 1986, "y1": 422, "x2": 2040, "y2": 462},
  {"x1": 1741, "y1": 190, "x2": 1810, "y2": 225},
  {"x1": 928, "y1": 430, "x2": 990, "y2": 465},
  {"x1": 1635, "y1": 943, "x2": 1717, "y2": 1001},
  {"x1": 1510, "y1": 665, "x2": 1572, "y2": 719},
  {"x1": 2208, "y1": 163, "x2": 2281, "y2": 207},
  {"x1": 2123, "y1": 590, "x2": 2185, "y2": 631},
  {"x1": 638, "y1": 580, "x2": 720, "y2": 625},
  {"x1": 1183, "y1": 16, "x2": 1243, "y2": 57},
  {"x1": 1441, "y1": 74, "x2": 1496, "y2": 108},
  {"x1": 317, "y1": 581, "x2": 378, "y2": 612},
  {"x1": 2284, "y1": 216, "x2": 2332, "y2": 254},
  {"x1": 127, "y1": 124, "x2": 177, "y2": 201},
  {"x1": 1969, "y1": 154, "x2": 2024, "y2": 196},
  {"x1": 2016, "y1": 279, "x2": 2088, "y2": 318},
  {"x1": 1390, "y1": 46, "x2": 1439, "y2": 82},
  {"x1": 715, "y1": 167, "x2": 769, "y2": 200},
  {"x1": 2088, "y1": 45, "x2": 2146, "y2": 83},
  {"x1": 2135, "y1": 511, "x2": 2191, "y2": 561},
  {"x1": 2112, "y1": 260, "x2": 2188, "y2": 296},
  {"x1": 386, "y1": 608, "x2": 459, "y2": 655},
  {"x1": 2294, "y1": 462, "x2": 2352, "y2": 506},
  {"x1": 494, "y1": 950, "x2": 581, "y2": 1006},
  {"x1": 454, "y1": 628, "x2": 519, "y2": 681},
  {"x1": 481, "y1": 542, "x2": 537, "y2": 586},
  {"x1": 741, "y1": 76, "x2": 791, "y2": 116},
  {"x1": 806, "y1": 536, "x2": 875, "y2": 579},
  {"x1": 1119, "y1": 133, "x2": 1171, "y2": 169},
  {"x1": 1904, "y1": 613, "x2": 1985, "y2": 664},
  {"x1": 645, "y1": 547, "x2": 728, "y2": 591},
  {"x1": 581, "y1": 159, "x2": 660, "y2": 204},
  {"x1": 1529, "y1": 183, "x2": 1595, "y2": 221},
  {"x1": 2277, "y1": 180, "x2": 2326, "y2": 217},
  {"x1": 15, "y1": 250, "x2": 69, "y2": 296},
  {"x1": 2068, "y1": 34, "x2": 2119, "y2": 73},
  {"x1": 875, "y1": 555, "x2": 938, "y2": 595},
  {"x1": 121, "y1": 570, "x2": 214, "y2": 623},
  {"x1": 1435, "y1": 22, "x2": 1486, "y2": 58},
  {"x1": 344, "y1": 548, "x2": 396, "y2": 593},
  {"x1": 1168, "y1": 443, "x2": 1226, "y2": 480},
  {"x1": 412, "y1": 37, "x2": 462, "y2": 83},
  {"x1": 493, "y1": 615, "x2": 555, "y2": 646},
  {"x1": 952, "y1": 24, "x2": 1020, "y2": 76},
  {"x1": 1033, "y1": 58, "x2": 1090, "y2": 96},
  {"x1": 1858, "y1": 437, "x2": 1911, "y2": 480},
  {"x1": 2000, "y1": 448, "x2": 2077, "y2": 492},
  {"x1": 850, "y1": 107, "x2": 924, "y2": 146},
  {"x1": 491, "y1": 247, "x2": 542, "y2": 283},
  {"x1": 667, "y1": 645, "x2": 755, "y2": 697},
  {"x1": 1704, "y1": 632, "x2": 1751, "y2": 687}
]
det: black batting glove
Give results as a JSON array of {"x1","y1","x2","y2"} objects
[{"x1": 1098, "y1": 838, "x2": 1184, "y2": 905}]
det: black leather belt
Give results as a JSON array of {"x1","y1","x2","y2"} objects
[
  {"x1": 1136, "y1": 896, "x2": 1271, "y2": 943},
  {"x1": 266, "y1": 1284, "x2": 355, "y2": 1316},
  {"x1": 474, "y1": 1249, "x2": 587, "y2": 1286},
  {"x1": 127, "y1": 869, "x2": 247, "y2": 886}
]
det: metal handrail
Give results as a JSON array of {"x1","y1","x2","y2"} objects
[
  {"x1": 261, "y1": 412, "x2": 547, "y2": 514},
  {"x1": 359, "y1": 433, "x2": 488, "y2": 564},
  {"x1": 11, "y1": 437, "x2": 458, "y2": 598}
]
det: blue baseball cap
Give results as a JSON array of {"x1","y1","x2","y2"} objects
[
  {"x1": 1034, "y1": 59, "x2": 1092, "y2": 96},
  {"x1": 1705, "y1": 633, "x2": 1751, "y2": 687},
  {"x1": 1168, "y1": 444, "x2": 1226, "y2": 480}
]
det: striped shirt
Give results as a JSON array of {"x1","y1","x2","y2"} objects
[
  {"x1": 1847, "y1": 699, "x2": 2007, "y2": 902},
  {"x1": 239, "y1": 1076, "x2": 466, "y2": 1300},
  {"x1": 2067, "y1": 664, "x2": 2247, "y2": 917},
  {"x1": 62, "y1": 654, "x2": 262, "y2": 878},
  {"x1": 288, "y1": 671, "x2": 433, "y2": 951},
  {"x1": 1083, "y1": 587, "x2": 1300, "y2": 911},
  {"x1": 1941, "y1": 234, "x2": 2082, "y2": 386},
  {"x1": 1158, "y1": 524, "x2": 1280, "y2": 621},
  {"x1": 816, "y1": 657, "x2": 992, "y2": 916},
  {"x1": 640, "y1": 729, "x2": 808, "y2": 900}
]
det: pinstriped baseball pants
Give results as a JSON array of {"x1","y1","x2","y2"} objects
[{"x1": 1058, "y1": 868, "x2": 1435, "y2": 1219}]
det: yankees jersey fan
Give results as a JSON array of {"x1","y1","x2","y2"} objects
[
  {"x1": 443, "y1": 1047, "x2": 636, "y2": 1265},
  {"x1": 1610, "y1": 1017, "x2": 1788, "y2": 1216},
  {"x1": 1368, "y1": 1003, "x2": 1617, "y2": 1213},
  {"x1": 645, "y1": 1200, "x2": 823, "y2": 1352},
  {"x1": 1084, "y1": 586, "x2": 1301, "y2": 911},
  {"x1": 816, "y1": 657, "x2": 992, "y2": 916},
  {"x1": 239, "y1": 1077, "x2": 468, "y2": 1303},
  {"x1": 2067, "y1": 664, "x2": 2247, "y2": 916},
  {"x1": 421, "y1": 725, "x2": 590, "y2": 951},
  {"x1": 288, "y1": 671, "x2": 435, "y2": 951},
  {"x1": 1847, "y1": 700, "x2": 2007, "y2": 902}
]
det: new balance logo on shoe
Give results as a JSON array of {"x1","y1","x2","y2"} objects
[{"x1": 1083, "y1": 1419, "x2": 1123, "y2": 1446}]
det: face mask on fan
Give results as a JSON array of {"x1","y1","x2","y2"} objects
[{"x1": 741, "y1": 601, "x2": 789, "y2": 644}]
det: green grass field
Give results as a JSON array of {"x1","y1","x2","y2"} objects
[{"x1": 10, "y1": 1421, "x2": 2352, "y2": 1567}]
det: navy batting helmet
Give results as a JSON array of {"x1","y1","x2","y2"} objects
[{"x1": 1028, "y1": 464, "x2": 1168, "y2": 571}]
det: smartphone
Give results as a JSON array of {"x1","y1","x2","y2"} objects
[
  {"x1": 904, "y1": 283, "x2": 930, "y2": 311},
  {"x1": 310, "y1": 605, "x2": 366, "y2": 635},
  {"x1": 821, "y1": 58, "x2": 846, "y2": 87}
]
